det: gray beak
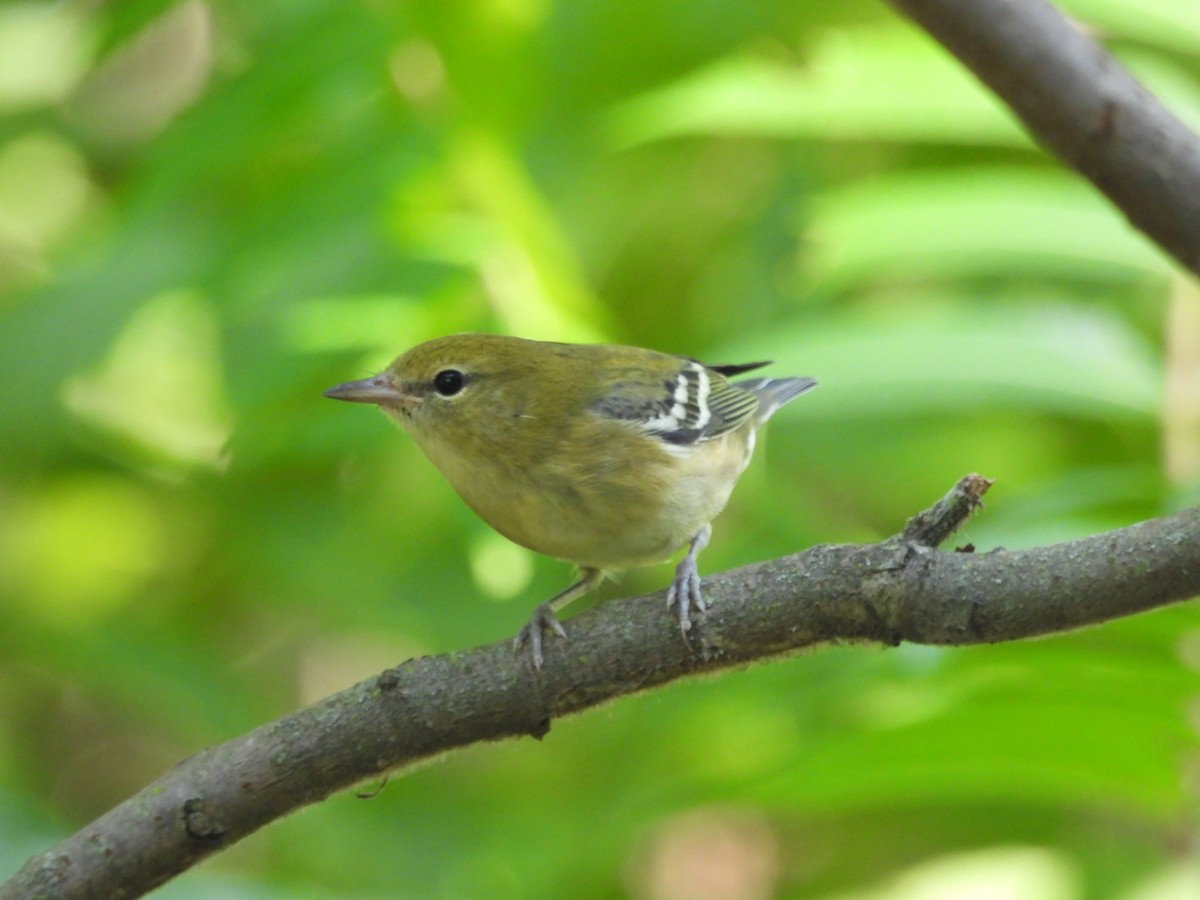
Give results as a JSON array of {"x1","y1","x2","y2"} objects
[{"x1": 323, "y1": 375, "x2": 411, "y2": 407}]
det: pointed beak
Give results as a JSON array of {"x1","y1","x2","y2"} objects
[{"x1": 323, "y1": 375, "x2": 415, "y2": 409}]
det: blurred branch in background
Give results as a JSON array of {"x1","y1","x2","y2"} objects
[
  {"x1": 4, "y1": 476, "x2": 1198, "y2": 900},
  {"x1": 885, "y1": 0, "x2": 1200, "y2": 275}
]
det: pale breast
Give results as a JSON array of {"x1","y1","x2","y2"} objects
[{"x1": 410, "y1": 420, "x2": 753, "y2": 571}]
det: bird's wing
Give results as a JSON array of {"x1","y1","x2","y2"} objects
[{"x1": 592, "y1": 360, "x2": 760, "y2": 446}]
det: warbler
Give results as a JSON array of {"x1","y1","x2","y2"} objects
[{"x1": 325, "y1": 334, "x2": 816, "y2": 668}]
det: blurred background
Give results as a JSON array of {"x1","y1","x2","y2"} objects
[{"x1": 1, "y1": 0, "x2": 1198, "y2": 897}]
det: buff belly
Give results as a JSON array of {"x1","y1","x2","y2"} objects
[{"x1": 419, "y1": 428, "x2": 752, "y2": 571}]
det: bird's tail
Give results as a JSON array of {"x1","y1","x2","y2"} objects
[{"x1": 737, "y1": 376, "x2": 818, "y2": 425}]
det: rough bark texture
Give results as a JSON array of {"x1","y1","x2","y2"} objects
[{"x1": 4, "y1": 477, "x2": 1198, "y2": 900}]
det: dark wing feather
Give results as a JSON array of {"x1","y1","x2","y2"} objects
[
  {"x1": 694, "y1": 360, "x2": 772, "y2": 378},
  {"x1": 683, "y1": 372, "x2": 758, "y2": 442},
  {"x1": 593, "y1": 359, "x2": 761, "y2": 446}
]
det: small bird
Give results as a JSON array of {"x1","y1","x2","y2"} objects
[{"x1": 325, "y1": 334, "x2": 816, "y2": 668}]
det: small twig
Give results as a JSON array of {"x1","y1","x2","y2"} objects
[{"x1": 902, "y1": 473, "x2": 994, "y2": 546}]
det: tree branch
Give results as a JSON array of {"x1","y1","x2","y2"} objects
[
  {"x1": 884, "y1": 0, "x2": 1200, "y2": 276},
  {"x1": 3, "y1": 476, "x2": 1198, "y2": 899}
]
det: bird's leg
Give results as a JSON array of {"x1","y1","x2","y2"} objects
[
  {"x1": 666, "y1": 523, "x2": 711, "y2": 634},
  {"x1": 514, "y1": 567, "x2": 604, "y2": 670}
]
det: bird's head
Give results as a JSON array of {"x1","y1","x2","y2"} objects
[{"x1": 323, "y1": 333, "x2": 548, "y2": 438}]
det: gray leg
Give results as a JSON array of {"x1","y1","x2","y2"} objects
[
  {"x1": 514, "y1": 567, "x2": 604, "y2": 670},
  {"x1": 666, "y1": 524, "x2": 711, "y2": 634}
]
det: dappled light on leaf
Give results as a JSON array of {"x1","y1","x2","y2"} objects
[
  {"x1": 62, "y1": 290, "x2": 232, "y2": 474},
  {"x1": 0, "y1": 476, "x2": 165, "y2": 623}
]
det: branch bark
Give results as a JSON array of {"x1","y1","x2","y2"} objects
[
  {"x1": 3, "y1": 477, "x2": 1198, "y2": 900},
  {"x1": 884, "y1": 0, "x2": 1200, "y2": 276}
]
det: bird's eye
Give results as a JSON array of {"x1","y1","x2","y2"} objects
[{"x1": 433, "y1": 369, "x2": 466, "y2": 397}]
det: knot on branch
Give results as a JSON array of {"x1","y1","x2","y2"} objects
[{"x1": 182, "y1": 798, "x2": 226, "y2": 842}]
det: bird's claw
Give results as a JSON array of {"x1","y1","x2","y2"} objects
[
  {"x1": 513, "y1": 602, "x2": 568, "y2": 671},
  {"x1": 666, "y1": 556, "x2": 706, "y2": 636}
]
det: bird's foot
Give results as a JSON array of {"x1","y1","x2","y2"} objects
[
  {"x1": 513, "y1": 602, "x2": 568, "y2": 671},
  {"x1": 666, "y1": 554, "x2": 706, "y2": 636}
]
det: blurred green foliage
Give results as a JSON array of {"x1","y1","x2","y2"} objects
[{"x1": 1, "y1": 0, "x2": 1198, "y2": 897}]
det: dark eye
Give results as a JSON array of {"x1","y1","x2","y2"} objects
[{"x1": 433, "y1": 369, "x2": 465, "y2": 397}]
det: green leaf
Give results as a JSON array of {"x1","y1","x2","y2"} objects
[
  {"x1": 803, "y1": 168, "x2": 1173, "y2": 291},
  {"x1": 724, "y1": 301, "x2": 1161, "y2": 422},
  {"x1": 608, "y1": 28, "x2": 1031, "y2": 148}
]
